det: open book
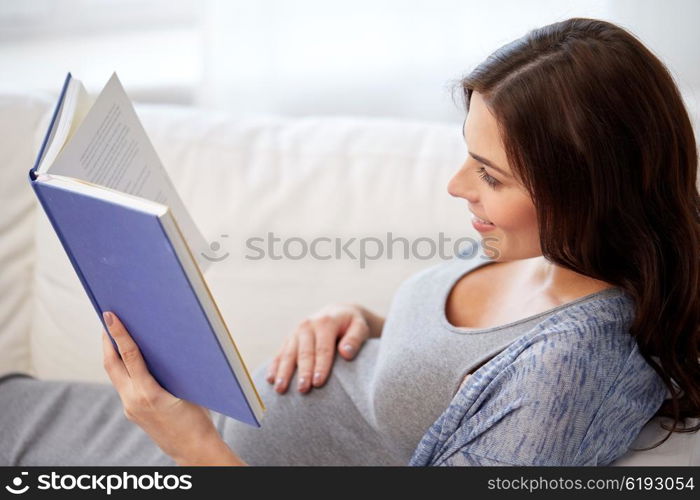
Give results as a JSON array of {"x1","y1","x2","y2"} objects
[{"x1": 29, "y1": 73, "x2": 265, "y2": 427}]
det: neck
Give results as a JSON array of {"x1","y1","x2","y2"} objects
[{"x1": 521, "y1": 256, "x2": 613, "y2": 302}]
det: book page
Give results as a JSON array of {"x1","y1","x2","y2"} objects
[
  {"x1": 48, "y1": 73, "x2": 211, "y2": 272},
  {"x1": 36, "y1": 75, "x2": 93, "y2": 174}
]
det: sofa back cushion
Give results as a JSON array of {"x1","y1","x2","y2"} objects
[
  {"x1": 0, "y1": 92, "x2": 52, "y2": 377},
  {"x1": 29, "y1": 105, "x2": 473, "y2": 381}
]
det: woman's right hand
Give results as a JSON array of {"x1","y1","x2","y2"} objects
[{"x1": 266, "y1": 303, "x2": 379, "y2": 394}]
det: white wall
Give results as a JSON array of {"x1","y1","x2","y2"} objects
[
  {"x1": 0, "y1": 0, "x2": 697, "y2": 132},
  {"x1": 197, "y1": 0, "x2": 609, "y2": 122},
  {"x1": 196, "y1": 0, "x2": 699, "y2": 129},
  {"x1": 0, "y1": 0, "x2": 201, "y2": 103}
]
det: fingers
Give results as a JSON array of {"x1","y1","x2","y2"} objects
[
  {"x1": 102, "y1": 329, "x2": 128, "y2": 391},
  {"x1": 295, "y1": 321, "x2": 315, "y2": 393},
  {"x1": 265, "y1": 351, "x2": 281, "y2": 384},
  {"x1": 272, "y1": 334, "x2": 298, "y2": 394},
  {"x1": 266, "y1": 304, "x2": 370, "y2": 396},
  {"x1": 102, "y1": 311, "x2": 155, "y2": 386},
  {"x1": 266, "y1": 337, "x2": 288, "y2": 390},
  {"x1": 310, "y1": 316, "x2": 336, "y2": 388},
  {"x1": 337, "y1": 315, "x2": 370, "y2": 360}
]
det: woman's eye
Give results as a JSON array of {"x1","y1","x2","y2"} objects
[{"x1": 477, "y1": 166, "x2": 500, "y2": 189}]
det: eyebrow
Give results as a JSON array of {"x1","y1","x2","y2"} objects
[
  {"x1": 469, "y1": 152, "x2": 511, "y2": 178},
  {"x1": 461, "y1": 119, "x2": 511, "y2": 178}
]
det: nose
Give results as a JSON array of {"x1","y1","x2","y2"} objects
[{"x1": 447, "y1": 160, "x2": 478, "y2": 203}]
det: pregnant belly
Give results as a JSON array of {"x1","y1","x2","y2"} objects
[{"x1": 212, "y1": 355, "x2": 403, "y2": 466}]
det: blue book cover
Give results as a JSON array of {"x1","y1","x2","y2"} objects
[{"x1": 28, "y1": 73, "x2": 265, "y2": 427}]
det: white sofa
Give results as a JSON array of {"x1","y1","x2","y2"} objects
[{"x1": 1, "y1": 90, "x2": 698, "y2": 466}]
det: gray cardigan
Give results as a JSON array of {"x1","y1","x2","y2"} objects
[{"x1": 409, "y1": 288, "x2": 668, "y2": 466}]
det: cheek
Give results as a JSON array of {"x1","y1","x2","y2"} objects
[{"x1": 488, "y1": 193, "x2": 538, "y2": 232}]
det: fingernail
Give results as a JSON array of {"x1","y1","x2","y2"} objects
[
  {"x1": 342, "y1": 344, "x2": 354, "y2": 354},
  {"x1": 313, "y1": 372, "x2": 322, "y2": 385},
  {"x1": 275, "y1": 377, "x2": 284, "y2": 389},
  {"x1": 103, "y1": 311, "x2": 113, "y2": 327},
  {"x1": 298, "y1": 377, "x2": 306, "y2": 391}
]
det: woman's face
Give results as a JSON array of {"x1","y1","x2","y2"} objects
[{"x1": 447, "y1": 91, "x2": 541, "y2": 261}]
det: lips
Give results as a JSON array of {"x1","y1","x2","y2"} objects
[{"x1": 469, "y1": 210, "x2": 494, "y2": 225}]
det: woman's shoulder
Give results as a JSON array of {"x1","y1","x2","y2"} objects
[
  {"x1": 514, "y1": 286, "x2": 639, "y2": 351},
  {"x1": 409, "y1": 291, "x2": 667, "y2": 466},
  {"x1": 485, "y1": 290, "x2": 655, "y2": 392}
]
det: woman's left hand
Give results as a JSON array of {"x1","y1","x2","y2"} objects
[{"x1": 101, "y1": 311, "x2": 245, "y2": 465}]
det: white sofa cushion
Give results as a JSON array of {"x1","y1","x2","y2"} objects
[
  {"x1": 29, "y1": 105, "x2": 475, "y2": 382},
  {"x1": 614, "y1": 417, "x2": 700, "y2": 465},
  {"x1": 0, "y1": 91, "x2": 52, "y2": 378}
]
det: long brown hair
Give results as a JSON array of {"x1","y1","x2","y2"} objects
[{"x1": 458, "y1": 17, "x2": 700, "y2": 450}]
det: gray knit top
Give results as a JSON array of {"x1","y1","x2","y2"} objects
[{"x1": 217, "y1": 253, "x2": 668, "y2": 466}]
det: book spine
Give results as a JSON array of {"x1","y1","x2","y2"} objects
[
  {"x1": 29, "y1": 180, "x2": 117, "y2": 350},
  {"x1": 30, "y1": 72, "x2": 72, "y2": 179}
]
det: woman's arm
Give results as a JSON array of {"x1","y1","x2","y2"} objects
[{"x1": 172, "y1": 436, "x2": 248, "y2": 466}]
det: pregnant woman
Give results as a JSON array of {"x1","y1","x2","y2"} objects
[{"x1": 1, "y1": 17, "x2": 699, "y2": 466}]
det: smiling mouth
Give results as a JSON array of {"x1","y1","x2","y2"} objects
[{"x1": 471, "y1": 213, "x2": 495, "y2": 226}]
